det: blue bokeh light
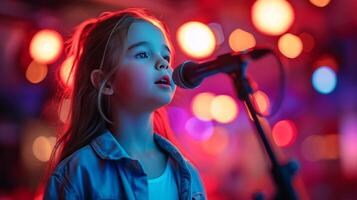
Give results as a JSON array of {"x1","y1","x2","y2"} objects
[{"x1": 312, "y1": 66, "x2": 337, "y2": 94}]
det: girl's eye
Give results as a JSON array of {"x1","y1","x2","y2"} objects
[
  {"x1": 163, "y1": 55, "x2": 171, "y2": 63},
  {"x1": 135, "y1": 52, "x2": 149, "y2": 59}
]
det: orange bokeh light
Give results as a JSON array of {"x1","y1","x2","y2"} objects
[
  {"x1": 192, "y1": 92, "x2": 216, "y2": 121},
  {"x1": 278, "y1": 33, "x2": 303, "y2": 58},
  {"x1": 309, "y1": 0, "x2": 331, "y2": 7},
  {"x1": 252, "y1": 90, "x2": 270, "y2": 115},
  {"x1": 25, "y1": 61, "x2": 48, "y2": 84},
  {"x1": 177, "y1": 21, "x2": 216, "y2": 59},
  {"x1": 251, "y1": 0, "x2": 295, "y2": 36},
  {"x1": 229, "y1": 29, "x2": 256, "y2": 52},
  {"x1": 30, "y1": 29, "x2": 63, "y2": 64},
  {"x1": 59, "y1": 56, "x2": 75, "y2": 87},
  {"x1": 210, "y1": 95, "x2": 238, "y2": 123}
]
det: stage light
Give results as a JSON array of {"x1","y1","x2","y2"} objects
[
  {"x1": 309, "y1": 0, "x2": 331, "y2": 7},
  {"x1": 229, "y1": 29, "x2": 256, "y2": 52},
  {"x1": 25, "y1": 61, "x2": 48, "y2": 84},
  {"x1": 210, "y1": 95, "x2": 238, "y2": 123},
  {"x1": 201, "y1": 126, "x2": 229, "y2": 155},
  {"x1": 192, "y1": 92, "x2": 216, "y2": 121},
  {"x1": 252, "y1": 90, "x2": 270, "y2": 115},
  {"x1": 32, "y1": 136, "x2": 56, "y2": 162},
  {"x1": 278, "y1": 33, "x2": 303, "y2": 58},
  {"x1": 272, "y1": 120, "x2": 297, "y2": 147},
  {"x1": 177, "y1": 21, "x2": 216, "y2": 59},
  {"x1": 312, "y1": 66, "x2": 337, "y2": 94},
  {"x1": 30, "y1": 29, "x2": 63, "y2": 64},
  {"x1": 185, "y1": 117, "x2": 214, "y2": 141},
  {"x1": 59, "y1": 56, "x2": 75, "y2": 87},
  {"x1": 251, "y1": 0, "x2": 295, "y2": 36}
]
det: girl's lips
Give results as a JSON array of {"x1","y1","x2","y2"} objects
[
  {"x1": 155, "y1": 83, "x2": 172, "y2": 90},
  {"x1": 155, "y1": 75, "x2": 171, "y2": 85}
]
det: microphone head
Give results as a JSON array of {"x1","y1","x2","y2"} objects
[{"x1": 173, "y1": 61, "x2": 199, "y2": 89}]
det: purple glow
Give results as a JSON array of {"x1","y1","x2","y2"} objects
[
  {"x1": 185, "y1": 117, "x2": 214, "y2": 141},
  {"x1": 167, "y1": 106, "x2": 189, "y2": 134},
  {"x1": 340, "y1": 113, "x2": 357, "y2": 178}
]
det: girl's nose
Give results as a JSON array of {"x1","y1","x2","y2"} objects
[{"x1": 155, "y1": 56, "x2": 169, "y2": 70}]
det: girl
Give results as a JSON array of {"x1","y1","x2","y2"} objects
[{"x1": 44, "y1": 8, "x2": 206, "y2": 200}]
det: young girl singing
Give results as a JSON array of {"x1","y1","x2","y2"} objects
[{"x1": 43, "y1": 8, "x2": 206, "y2": 200}]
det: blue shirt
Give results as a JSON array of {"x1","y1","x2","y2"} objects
[
  {"x1": 147, "y1": 158, "x2": 179, "y2": 200},
  {"x1": 44, "y1": 130, "x2": 207, "y2": 200}
]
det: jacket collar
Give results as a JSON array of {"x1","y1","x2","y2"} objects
[{"x1": 90, "y1": 129, "x2": 187, "y2": 164}]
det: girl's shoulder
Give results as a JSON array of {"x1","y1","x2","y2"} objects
[{"x1": 53, "y1": 144, "x2": 96, "y2": 175}]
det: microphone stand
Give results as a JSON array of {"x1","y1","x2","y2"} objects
[{"x1": 229, "y1": 60, "x2": 299, "y2": 200}]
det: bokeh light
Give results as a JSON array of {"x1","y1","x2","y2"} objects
[
  {"x1": 58, "y1": 98, "x2": 71, "y2": 123},
  {"x1": 340, "y1": 114, "x2": 357, "y2": 178},
  {"x1": 309, "y1": 0, "x2": 331, "y2": 7},
  {"x1": 251, "y1": 0, "x2": 295, "y2": 36},
  {"x1": 301, "y1": 134, "x2": 339, "y2": 161},
  {"x1": 272, "y1": 120, "x2": 297, "y2": 147},
  {"x1": 252, "y1": 90, "x2": 270, "y2": 115},
  {"x1": 25, "y1": 61, "x2": 48, "y2": 84},
  {"x1": 201, "y1": 126, "x2": 229, "y2": 155},
  {"x1": 229, "y1": 29, "x2": 256, "y2": 52},
  {"x1": 301, "y1": 135, "x2": 325, "y2": 161},
  {"x1": 312, "y1": 66, "x2": 337, "y2": 94},
  {"x1": 313, "y1": 54, "x2": 339, "y2": 72},
  {"x1": 29, "y1": 29, "x2": 63, "y2": 64},
  {"x1": 192, "y1": 92, "x2": 216, "y2": 121},
  {"x1": 278, "y1": 33, "x2": 303, "y2": 58},
  {"x1": 210, "y1": 95, "x2": 238, "y2": 123},
  {"x1": 59, "y1": 56, "x2": 75, "y2": 87},
  {"x1": 176, "y1": 21, "x2": 216, "y2": 59},
  {"x1": 32, "y1": 136, "x2": 56, "y2": 162},
  {"x1": 167, "y1": 106, "x2": 190, "y2": 134},
  {"x1": 185, "y1": 117, "x2": 214, "y2": 141},
  {"x1": 299, "y1": 32, "x2": 315, "y2": 53},
  {"x1": 208, "y1": 23, "x2": 225, "y2": 46}
]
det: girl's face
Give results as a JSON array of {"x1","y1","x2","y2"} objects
[{"x1": 111, "y1": 21, "x2": 176, "y2": 112}]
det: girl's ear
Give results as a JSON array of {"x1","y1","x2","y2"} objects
[{"x1": 90, "y1": 69, "x2": 114, "y2": 95}]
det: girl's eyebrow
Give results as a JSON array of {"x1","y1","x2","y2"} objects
[{"x1": 127, "y1": 41, "x2": 171, "y2": 54}]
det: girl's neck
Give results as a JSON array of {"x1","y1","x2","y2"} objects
[{"x1": 109, "y1": 109, "x2": 156, "y2": 157}]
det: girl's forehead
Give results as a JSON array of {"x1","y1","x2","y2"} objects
[{"x1": 125, "y1": 21, "x2": 169, "y2": 50}]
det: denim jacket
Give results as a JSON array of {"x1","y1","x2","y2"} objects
[{"x1": 44, "y1": 130, "x2": 206, "y2": 200}]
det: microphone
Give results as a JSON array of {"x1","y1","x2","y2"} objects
[{"x1": 173, "y1": 49, "x2": 271, "y2": 89}]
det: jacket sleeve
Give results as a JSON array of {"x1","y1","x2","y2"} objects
[
  {"x1": 43, "y1": 173, "x2": 79, "y2": 200},
  {"x1": 186, "y1": 161, "x2": 207, "y2": 200}
]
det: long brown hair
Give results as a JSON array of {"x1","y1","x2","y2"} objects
[{"x1": 43, "y1": 8, "x2": 178, "y2": 185}]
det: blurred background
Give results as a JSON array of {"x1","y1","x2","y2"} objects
[{"x1": 0, "y1": 0, "x2": 356, "y2": 199}]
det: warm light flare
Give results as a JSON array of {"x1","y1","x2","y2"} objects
[
  {"x1": 30, "y1": 29, "x2": 63, "y2": 64},
  {"x1": 229, "y1": 29, "x2": 256, "y2": 52},
  {"x1": 251, "y1": 0, "x2": 295, "y2": 36},
  {"x1": 278, "y1": 33, "x2": 303, "y2": 58},
  {"x1": 177, "y1": 21, "x2": 216, "y2": 59}
]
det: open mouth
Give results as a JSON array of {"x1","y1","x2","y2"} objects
[{"x1": 155, "y1": 76, "x2": 171, "y2": 86}]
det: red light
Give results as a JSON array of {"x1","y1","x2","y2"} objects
[{"x1": 272, "y1": 120, "x2": 297, "y2": 147}]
